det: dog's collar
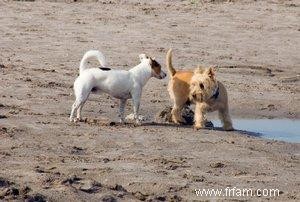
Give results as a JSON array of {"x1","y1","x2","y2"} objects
[{"x1": 211, "y1": 86, "x2": 219, "y2": 100}]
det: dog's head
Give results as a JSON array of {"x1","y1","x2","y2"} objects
[
  {"x1": 189, "y1": 66, "x2": 218, "y2": 102},
  {"x1": 139, "y1": 54, "x2": 166, "y2": 79}
]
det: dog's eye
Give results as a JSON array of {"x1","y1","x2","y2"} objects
[{"x1": 199, "y1": 83, "x2": 204, "y2": 89}]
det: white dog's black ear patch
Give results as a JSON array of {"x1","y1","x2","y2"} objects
[{"x1": 99, "y1": 67, "x2": 111, "y2": 71}]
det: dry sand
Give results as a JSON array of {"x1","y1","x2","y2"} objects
[{"x1": 0, "y1": 0, "x2": 299, "y2": 201}]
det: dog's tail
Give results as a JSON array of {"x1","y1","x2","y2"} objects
[
  {"x1": 166, "y1": 48, "x2": 176, "y2": 76},
  {"x1": 79, "y1": 50, "x2": 107, "y2": 74}
]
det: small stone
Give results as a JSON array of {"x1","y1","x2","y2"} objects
[
  {"x1": 133, "y1": 191, "x2": 148, "y2": 201},
  {"x1": 25, "y1": 193, "x2": 46, "y2": 202},
  {"x1": 192, "y1": 175, "x2": 205, "y2": 182},
  {"x1": 155, "y1": 195, "x2": 166, "y2": 201},
  {"x1": 61, "y1": 175, "x2": 81, "y2": 185},
  {"x1": 205, "y1": 121, "x2": 214, "y2": 128},
  {"x1": 113, "y1": 184, "x2": 127, "y2": 192},
  {"x1": 170, "y1": 194, "x2": 182, "y2": 202},
  {"x1": 267, "y1": 104, "x2": 276, "y2": 111},
  {"x1": 210, "y1": 162, "x2": 225, "y2": 168},
  {"x1": 5, "y1": 187, "x2": 19, "y2": 196},
  {"x1": 167, "y1": 165, "x2": 179, "y2": 170},
  {"x1": 103, "y1": 158, "x2": 110, "y2": 163},
  {"x1": 0, "y1": 178, "x2": 10, "y2": 187},
  {"x1": 109, "y1": 122, "x2": 116, "y2": 126},
  {"x1": 101, "y1": 195, "x2": 117, "y2": 202},
  {"x1": 79, "y1": 180, "x2": 101, "y2": 193}
]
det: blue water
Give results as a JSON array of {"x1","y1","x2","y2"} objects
[{"x1": 213, "y1": 119, "x2": 300, "y2": 143}]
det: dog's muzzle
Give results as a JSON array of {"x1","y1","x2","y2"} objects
[{"x1": 158, "y1": 71, "x2": 167, "y2": 79}]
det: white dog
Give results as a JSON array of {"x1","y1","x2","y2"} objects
[{"x1": 69, "y1": 50, "x2": 166, "y2": 124}]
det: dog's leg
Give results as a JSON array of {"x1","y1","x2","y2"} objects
[
  {"x1": 118, "y1": 99, "x2": 127, "y2": 123},
  {"x1": 218, "y1": 106, "x2": 233, "y2": 131},
  {"x1": 194, "y1": 102, "x2": 206, "y2": 129},
  {"x1": 70, "y1": 89, "x2": 90, "y2": 123},
  {"x1": 76, "y1": 105, "x2": 83, "y2": 121},
  {"x1": 131, "y1": 90, "x2": 141, "y2": 125},
  {"x1": 171, "y1": 105, "x2": 185, "y2": 124},
  {"x1": 70, "y1": 101, "x2": 80, "y2": 122},
  {"x1": 76, "y1": 99, "x2": 87, "y2": 121},
  {"x1": 171, "y1": 98, "x2": 186, "y2": 124}
]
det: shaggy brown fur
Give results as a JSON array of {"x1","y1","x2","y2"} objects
[{"x1": 166, "y1": 49, "x2": 233, "y2": 130}]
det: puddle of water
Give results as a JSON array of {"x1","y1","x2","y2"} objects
[{"x1": 213, "y1": 119, "x2": 300, "y2": 143}]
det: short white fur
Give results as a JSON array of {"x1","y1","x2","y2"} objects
[{"x1": 69, "y1": 50, "x2": 166, "y2": 124}]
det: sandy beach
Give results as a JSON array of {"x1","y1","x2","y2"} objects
[{"x1": 0, "y1": 0, "x2": 299, "y2": 201}]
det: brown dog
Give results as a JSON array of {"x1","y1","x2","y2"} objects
[{"x1": 166, "y1": 49, "x2": 233, "y2": 131}]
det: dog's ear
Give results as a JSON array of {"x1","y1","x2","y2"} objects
[
  {"x1": 149, "y1": 57, "x2": 156, "y2": 65},
  {"x1": 139, "y1": 54, "x2": 148, "y2": 62},
  {"x1": 206, "y1": 67, "x2": 216, "y2": 79},
  {"x1": 194, "y1": 65, "x2": 205, "y2": 74}
]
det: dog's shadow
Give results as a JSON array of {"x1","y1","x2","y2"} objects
[
  {"x1": 142, "y1": 122, "x2": 262, "y2": 138},
  {"x1": 79, "y1": 118, "x2": 262, "y2": 138}
]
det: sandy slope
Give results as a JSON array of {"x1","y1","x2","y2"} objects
[{"x1": 0, "y1": 0, "x2": 299, "y2": 201}]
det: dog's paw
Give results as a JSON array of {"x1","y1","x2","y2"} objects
[
  {"x1": 125, "y1": 114, "x2": 146, "y2": 122},
  {"x1": 71, "y1": 117, "x2": 85, "y2": 123},
  {"x1": 77, "y1": 117, "x2": 88, "y2": 122},
  {"x1": 119, "y1": 118, "x2": 125, "y2": 124},
  {"x1": 172, "y1": 120, "x2": 180, "y2": 125},
  {"x1": 134, "y1": 121, "x2": 142, "y2": 127},
  {"x1": 193, "y1": 126, "x2": 201, "y2": 130},
  {"x1": 172, "y1": 118, "x2": 184, "y2": 125},
  {"x1": 223, "y1": 125, "x2": 234, "y2": 131},
  {"x1": 194, "y1": 124, "x2": 205, "y2": 130},
  {"x1": 69, "y1": 117, "x2": 76, "y2": 123}
]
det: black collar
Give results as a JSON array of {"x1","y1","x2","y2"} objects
[{"x1": 211, "y1": 86, "x2": 219, "y2": 100}]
